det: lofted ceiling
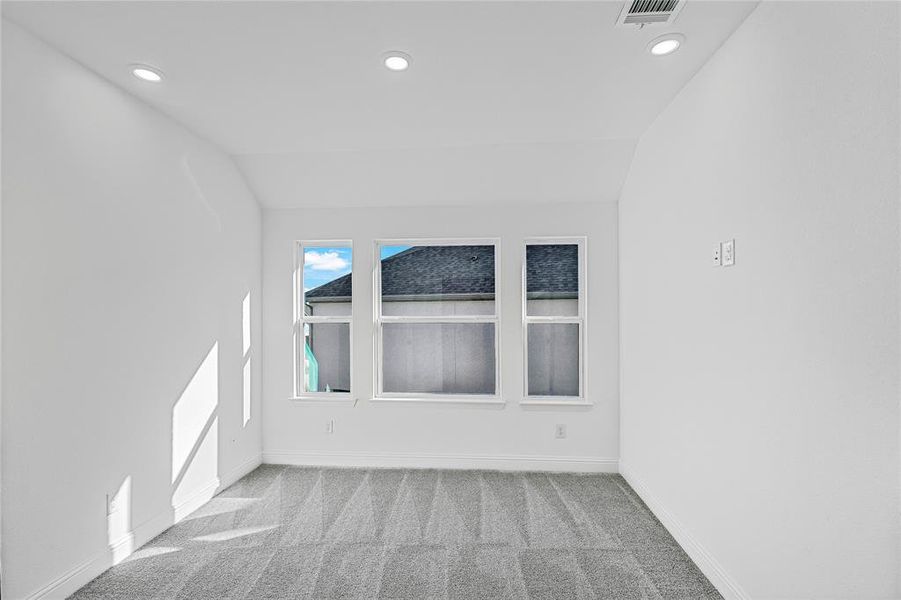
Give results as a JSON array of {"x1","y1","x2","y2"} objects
[{"x1": 2, "y1": 1, "x2": 757, "y2": 207}]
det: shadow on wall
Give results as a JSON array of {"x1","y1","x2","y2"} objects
[{"x1": 100, "y1": 288, "x2": 256, "y2": 574}]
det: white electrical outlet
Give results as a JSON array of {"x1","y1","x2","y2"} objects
[
  {"x1": 722, "y1": 239, "x2": 735, "y2": 266},
  {"x1": 555, "y1": 424, "x2": 567, "y2": 439},
  {"x1": 712, "y1": 243, "x2": 722, "y2": 267},
  {"x1": 326, "y1": 419, "x2": 335, "y2": 434}
]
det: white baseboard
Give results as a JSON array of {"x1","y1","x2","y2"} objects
[
  {"x1": 169, "y1": 452, "x2": 262, "y2": 520},
  {"x1": 220, "y1": 452, "x2": 264, "y2": 487},
  {"x1": 619, "y1": 463, "x2": 750, "y2": 600},
  {"x1": 263, "y1": 449, "x2": 618, "y2": 473},
  {"x1": 24, "y1": 453, "x2": 262, "y2": 600}
]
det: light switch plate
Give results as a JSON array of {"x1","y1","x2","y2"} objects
[
  {"x1": 722, "y1": 239, "x2": 735, "y2": 266},
  {"x1": 712, "y1": 244, "x2": 722, "y2": 267}
]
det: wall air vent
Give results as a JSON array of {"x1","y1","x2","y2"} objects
[{"x1": 616, "y1": 0, "x2": 686, "y2": 27}]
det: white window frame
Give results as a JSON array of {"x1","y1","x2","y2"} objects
[
  {"x1": 293, "y1": 240, "x2": 353, "y2": 400},
  {"x1": 373, "y1": 238, "x2": 502, "y2": 404},
  {"x1": 522, "y1": 237, "x2": 588, "y2": 405}
]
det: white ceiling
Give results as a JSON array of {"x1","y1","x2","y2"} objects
[{"x1": 3, "y1": 1, "x2": 757, "y2": 207}]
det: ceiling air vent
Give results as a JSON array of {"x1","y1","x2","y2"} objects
[{"x1": 616, "y1": 0, "x2": 686, "y2": 27}]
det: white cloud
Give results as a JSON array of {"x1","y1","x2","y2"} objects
[{"x1": 304, "y1": 250, "x2": 349, "y2": 271}]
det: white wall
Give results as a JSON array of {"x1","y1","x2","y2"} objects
[
  {"x1": 263, "y1": 203, "x2": 618, "y2": 470},
  {"x1": 619, "y1": 3, "x2": 900, "y2": 599},
  {"x1": 1, "y1": 21, "x2": 263, "y2": 599},
  {"x1": 237, "y1": 140, "x2": 636, "y2": 209}
]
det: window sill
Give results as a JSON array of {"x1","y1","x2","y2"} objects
[
  {"x1": 370, "y1": 396, "x2": 505, "y2": 406},
  {"x1": 519, "y1": 398, "x2": 594, "y2": 407},
  {"x1": 289, "y1": 396, "x2": 357, "y2": 406}
]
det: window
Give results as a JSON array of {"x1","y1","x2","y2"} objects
[
  {"x1": 523, "y1": 238, "x2": 585, "y2": 401},
  {"x1": 375, "y1": 240, "x2": 500, "y2": 401},
  {"x1": 295, "y1": 241, "x2": 352, "y2": 397}
]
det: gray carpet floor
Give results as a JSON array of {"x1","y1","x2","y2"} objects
[{"x1": 70, "y1": 466, "x2": 722, "y2": 599}]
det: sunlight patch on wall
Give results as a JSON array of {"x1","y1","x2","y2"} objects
[
  {"x1": 243, "y1": 292, "x2": 252, "y2": 426},
  {"x1": 171, "y1": 343, "x2": 219, "y2": 510},
  {"x1": 107, "y1": 475, "x2": 132, "y2": 565},
  {"x1": 172, "y1": 342, "x2": 219, "y2": 483},
  {"x1": 243, "y1": 293, "x2": 251, "y2": 356}
]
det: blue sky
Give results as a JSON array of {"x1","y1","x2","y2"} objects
[
  {"x1": 303, "y1": 246, "x2": 352, "y2": 291},
  {"x1": 380, "y1": 245, "x2": 411, "y2": 260},
  {"x1": 302, "y1": 245, "x2": 412, "y2": 291}
]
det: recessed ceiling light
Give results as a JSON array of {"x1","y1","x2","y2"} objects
[
  {"x1": 131, "y1": 65, "x2": 163, "y2": 82},
  {"x1": 648, "y1": 34, "x2": 684, "y2": 56},
  {"x1": 383, "y1": 52, "x2": 411, "y2": 72}
]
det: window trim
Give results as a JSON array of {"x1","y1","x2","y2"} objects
[
  {"x1": 372, "y1": 238, "x2": 502, "y2": 404},
  {"x1": 521, "y1": 236, "x2": 589, "y2": 405},
  {"x1": 293, "y1": 240, "x2": 353, "y2": 400}
]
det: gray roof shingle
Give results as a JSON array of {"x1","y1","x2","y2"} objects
[
  {"x1": 526, "y1": 243, "x2": 579, "y2": 297},
  {"x1": 305, "y1": 243, "x2": 577, "y2": 301}
]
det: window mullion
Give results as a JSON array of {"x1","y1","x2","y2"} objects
[
  {"x1": 524, "y1": 316, "x2": 582, "y2": 325},
  {"x1": 378, "y1": 315, "x2": 496, "y2": 325},
  {"x1": 303, "y1": 315, "x2": 352, "y2": 324}
]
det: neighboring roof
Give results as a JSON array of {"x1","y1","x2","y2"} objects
[
  {"x1": 305, "y1": 266, "x2": 353, "y2": 300},
  {"x1": 526, "y1": 244, "x2": 579, "y2": 298},
  {"x1": 305, "y1": 243, "x2": 577, "y2": 301},
  {"x1": 379, "y1": 245, "x2": 496, "y2": 299}
]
